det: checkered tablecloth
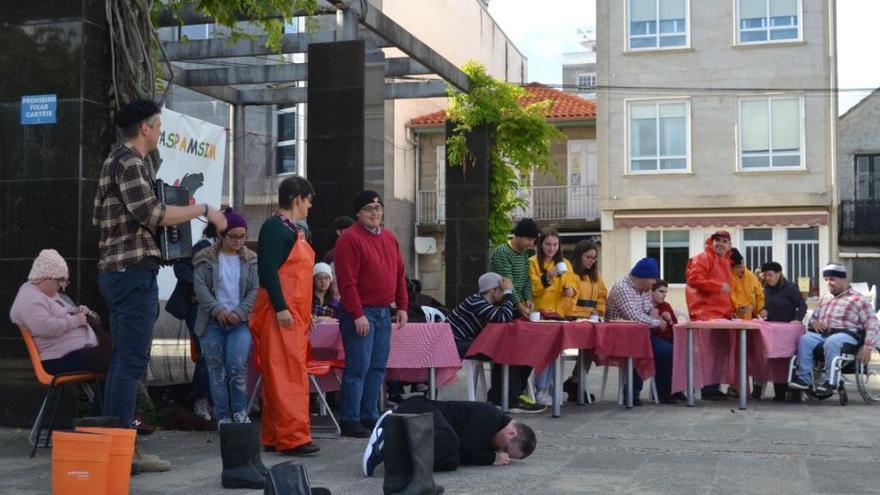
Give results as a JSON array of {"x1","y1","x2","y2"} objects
[{"x1": 310, "y1": 321, "x2": 461, "y2": 389}]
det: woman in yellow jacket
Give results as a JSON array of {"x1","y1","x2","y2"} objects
[
  {"x1": 729, "y1": 248, "x2": 764, "y2": 320},
  {"x1": 562, "y1": 240, "x2": 608, "y2": 402},
  {"x1": 529, "y1": 228, "x2": 578, "y2": 405}
]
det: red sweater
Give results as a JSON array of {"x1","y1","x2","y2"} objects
[{"x1": 334, "y1": 223, "x2": 408, "y2": 319}]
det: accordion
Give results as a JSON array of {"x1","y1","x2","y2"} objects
[{"x1": 154, "y1": 179, "x2": 193, "y2": 263}]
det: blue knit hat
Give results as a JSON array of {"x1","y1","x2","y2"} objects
[{"x1": 630, "y1": 257, "x2": 660, "y2": 279}]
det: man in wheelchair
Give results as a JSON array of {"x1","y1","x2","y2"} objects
[{"x1": 788, "y1": 263, "x2": 880, "y2": 394}]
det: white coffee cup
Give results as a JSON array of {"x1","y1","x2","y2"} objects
[
  {"x1": 589, "y1": 314, "x2": 600, "y2": 323},
  {"x1": 529, "y1": 311, "x2": 541, "y2": 322},
  {"x1": 555, "y1": 261, "x2": 567, "y2": 274}
]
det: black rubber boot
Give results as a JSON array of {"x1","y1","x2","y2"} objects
[
  {"x1": 400, "y1": 413, "x2": 444, "y2": 495},
  {"x1": 248, "y1": 422, "x2": 269, "y2": 477},
  {"x1": 382, "y1": 415, "x2": 413, "y2": 495},
  {"x1": 72, "y1": 416, "x2": 119, "y2": 428},
  {"x1": 220, "y1": 423, "x2": 266, "y2": 489}
]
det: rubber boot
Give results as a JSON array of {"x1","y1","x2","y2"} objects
[
  {"x1": 382, "y1": 415, "x2": 413, "y2": 495},
  {"x1": 72, "y1": 416, "x2": 119, "y2": 428},
  {"x1": 220, "y1": 423, "x2": 266, "y2": 489},
  {"x1": 400, "y1": 413, "x2": 443, "y2": 495},
  {"x1": 248, "y1": 422, "x2": 269, "y2": 477},
  {"x1": 264, "y1": 461, "x2": 332, "y2": 495}
]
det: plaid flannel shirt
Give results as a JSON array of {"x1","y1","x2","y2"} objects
[
  {"x1": 92, "y1": 144, "x2": 166, "y2": 273},
  {"x1": 809, "y1": 287, "x2": 880, "y2": 346},
  {"x1": 605, "y1": 276, "x2": 662, "y2": 327}
]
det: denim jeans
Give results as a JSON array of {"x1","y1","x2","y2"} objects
[
  {"x1": 796, "y1": 332, "x2": 859, "y2": 384},
  {"x1": 201, "y1": 320, "x2": 252, "y2": 421},
  {"x1": 339, "y1": 306, "x2": 391, "y2": 424},
  {"x1": 185, "y1": 306, "x2": 210, "y2": 401},
  {"x1": 98, "y1": 267, "x2": 158, "y2": 428},
  {"x1": 633, "y1": 336, "x2": 674, "y2": 398}
]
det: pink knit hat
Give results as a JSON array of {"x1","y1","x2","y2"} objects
[{"x1": 28, "y1": 249, "x2": 69, "y2": 282}]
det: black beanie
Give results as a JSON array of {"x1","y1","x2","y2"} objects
[
  {"x1": 512, "y1": 218, "x2": 540, "y2": 239},
  {"x1": 761, "y1": 261, "x2": 783, "y2": 273},
  {"x1": 114, "y1": 99, "x2": 161, "y2": 128},
  {"x1": 729, "y1": 248, "x2": 744, "y2": 265},
  {"x1": 353, "y1": 190, "x2": 383, "y2": 213}
]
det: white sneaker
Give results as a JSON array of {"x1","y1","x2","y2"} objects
[
  {"x1": 233, "y1": 411, "x2": 252, "y2": 424},
  {"x1": 535, "y1": 390, "x2": 553, "y2": 406},
  {"x1": 193, "y1": 398, "x2": 211, "y2": 421}
]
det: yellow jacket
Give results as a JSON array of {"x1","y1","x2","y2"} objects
[
  {"x1": 730, "y1": 269, "x2": 765, "y2": 320},
  {"x1": 566, "y1": 273, "x2": 608, "y2": 319},
  {"x1": 529, "y1": 257, "x2": 578, "y2": 316}
]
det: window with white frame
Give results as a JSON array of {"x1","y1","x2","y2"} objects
[
  {"x1": 628, "y1": 100, "x2": 689, "y2": 172},
  {"x1": 855, "y1": 154, "x2": 880, "y2": 201},
  {"x1": 786, "y1": 227, "x2": 818, "y2": 295},
  {"x1": 739, "y1": 97, "x2": 802, "y2": 170},
  {"x1": 577, "y1": 74, "x2": 597, "y2": 90},
  {"x1": 628, "y1": 0, "x2": 688, "y2": 50},
  {"x1": 738, "y1": 0, "x2": 800, "y2": 44},
  {"x1": 436, "y1": 145, "x2": 446, "y2": 222},
  {"x1": 742, "y1": 228, "x2": 773, "y2": 270},
  {"x1": 275, "y1": 107, "x2": 297, "y2": 174},
  {"x1": 646, "y1": 230, "x2": 689, "y2": 284}
]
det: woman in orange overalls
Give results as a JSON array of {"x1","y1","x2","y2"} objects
[{"x1": 250, "y1": 176, "x2": 319, "y2": 455}]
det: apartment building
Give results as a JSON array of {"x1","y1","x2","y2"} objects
[
  {"x1": 562, "y1": 29, "x2": 598, "y2": 99},
  {"x1": 597, "y1": 0, "x2": 837, "y2": 307}
]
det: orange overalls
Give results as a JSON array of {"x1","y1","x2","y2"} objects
[{"x1": 250, "y1": 229, "x2": 313, "y2": 450}]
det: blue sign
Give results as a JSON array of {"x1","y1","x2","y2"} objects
[{"x1": 21, "y1": 94, "x2": 57, "y2": 125}]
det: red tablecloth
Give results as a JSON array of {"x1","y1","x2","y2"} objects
[
  {"x1": 310, "y1": 322, "x2": 462, "y2": 391},
  {"x1": 466, "y1": 320, "x2": 654, "y2": 378},
  {"x1": 670, "y1": 320, "x2": 805, "y2": 393},
  {"x1": 592, "y1": 322, "x2": 656, "y2": 379}
]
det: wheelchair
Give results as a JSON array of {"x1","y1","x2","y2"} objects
[{"x1": 787, "y1": 338, "x2": 880, "y2": 406}]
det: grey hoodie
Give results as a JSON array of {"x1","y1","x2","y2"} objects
[{"x1": 192, "y1": 242, "x2": 259, "y2": 336}]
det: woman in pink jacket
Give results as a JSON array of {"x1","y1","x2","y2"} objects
[{"x1": 10, "y1": 249, "x2": 108, "y2": 375}]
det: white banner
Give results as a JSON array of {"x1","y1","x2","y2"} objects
[{"x1": 155, "y1": 108, "x2": 227, "y2": 300}]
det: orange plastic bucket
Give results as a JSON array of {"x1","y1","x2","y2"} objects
[
  {"x1": 76, "y1": 427, "x2": 136, "y2": 495},
  {"x1": 52, "y1": 430, "x2": 111, "y2": 495}
]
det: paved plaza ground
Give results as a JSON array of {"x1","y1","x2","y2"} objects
[{"x1": 3, "y1": 366, "x2": 880, "y2": 495}]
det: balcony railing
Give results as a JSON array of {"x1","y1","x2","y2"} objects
[
  {"x1": 840, "y1": 200, "x2": 880, "y2": 244},
  {"x1": 417, "y1": 185, "x2": 598, "y2": 224}
]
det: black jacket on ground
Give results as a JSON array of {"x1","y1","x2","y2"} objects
[{"x1": 763, "y1": 279, "x2": 807, "y2": 323}]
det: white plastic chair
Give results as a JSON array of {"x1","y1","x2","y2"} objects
[
  {"x1": 852, "y1": 282, "x2": 876, "y2": 310},
  {"x1": 421, "y1": 306, "x2": 447, "y2": 323},
  {"x1": 600, "y1": 365, "x2": 659, "y2": 404},
  {"x1": 463, "y1": 359, "x2": 489, "y2": 401}
]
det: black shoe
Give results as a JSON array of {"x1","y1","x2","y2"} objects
[
  {"x1": 341, "y1": 421, "x2": 371, "y2": 438},
  {"x1": 815, "y1": 381, "x2": 833, "y2": 394},
  {"x1": 726, "y1": 387, "x2": 739, "y2": 398},
  {"x1": 772, "y1": 394, "x2": 787, "y2": 402},
  {"x1": 362, "y1": 417, "x2": 378, "y2": 430},
  {"x1": 670, "y1": 392, "x2": 687, "y2": 402},
  {"x1": 788, "y1": 377, "x2": 809, "y2": 390},
  {"x1": 281, "y1": 442, "x2": 320, "y2": 456},
  {"x1": 751, "y1": 383, "x2": 764, "y2": 400},
  {"x1": 363, "y1": 410, "x2": 391, "y2": 477},
  {"x1": 702, "y1": 390, "x2": 726, "y2": 401},
  {"x1": 786, "y1": 390, "x2": 803, "y2": 403},
  {"x1": 508, "y1": 400, "x2": 547, "y2": 414},
  {"x1": 263, "y1": 445, "x2": 276, "y2": 452}
]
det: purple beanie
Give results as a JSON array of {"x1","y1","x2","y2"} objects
[{"x1": 222, "y1": 208, "x2": 247, "y2": 232}]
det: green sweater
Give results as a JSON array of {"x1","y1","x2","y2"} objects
[
  {"x1": 257, "y1": 216, "x2": 298, "y2": 312},
  {"x1": 489, "y1": 241, "x2": 531, "y2": 304}
]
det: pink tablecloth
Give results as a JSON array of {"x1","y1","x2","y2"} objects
[
  {"x1": 670, "y1": 320, "x2": 805, "y2": 393},
  {"x1": 466, "y1": 320, "x2": 595, "y2": 371},
  {"x1": 310, "y1": 322, "x2": 462, "y2": 391},
  {"x1": 592, "y1": 322, "x2": 655, "y2": 380}
]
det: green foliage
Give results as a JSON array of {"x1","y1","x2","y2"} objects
[
  {"x1": 155, "y1": 0, "x2": 318, "y2": 51},
  {"x1": 446, "y1": 61, "x2": 564, "y2": 247}
]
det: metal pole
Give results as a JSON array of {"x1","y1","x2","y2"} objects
[
  {"x1": 687, "y1": 328, "x2": 695, "y2": 407},
  {"x1": 739, "y1": 328, "x2": 748, "y2": 410},
  {"x1": 429, "y1": 367, "x2": 437, "y2": 400},
  {"x1": 501, "y1": 365, "x2": 510, "y2": 412},
  {"x1": 232, "y1": 104, "x2": 246, "y2": 210},
  {"x1": 553, "y1": 354, "x2": 563, "y2": 417},
  {"x1": 626, "y1": 357, "x2": 634, "y2": 409},
  {"x1": 578, "y1": 350, "x2": 587, "y2": 405}
]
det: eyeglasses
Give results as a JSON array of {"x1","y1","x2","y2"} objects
[
  {"x1": 226, "y1": 233, "x2": 247, "y2": 241},
  {"x1": 55, "y1": 278, "x2": 69, "y2": 288},
  {"x1": 361, "y1": 205, "x2": 383, "y2": 214}
]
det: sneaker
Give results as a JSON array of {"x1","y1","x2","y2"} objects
[
  {"x1": 341, "y1": 421, "x2": 371, "y2": 438},
  {"x1": 701, "y1": 390, "x2": 726, "y2": 401},
  {"x1": 518, "y1": 393, "x2": 537, "y2": 406},
  {"x1": 815, "y1": 381, "x2": 833, "y2": 394},
  {"x1": 233, "y1": 411, "x2": 251, "y2": 424},
  {"x1": 535, "y1": 390, "x2": 553, "y2": 406},
  {"x1": 726, "y1": 387, "x2": 739, "y2": 398},
  {"x1": 508, "y1": 400, "x2": 547, "y2": 414},
  {"x1": 788, "y1": 377, "x2": 810, "y2": 390},
  {"x1": 363, "y1": 410, "x2": 392, "y2": 477},
  {"x1": 132, "y1": 447, "x2": 171, "y2": 473},
  {"x1": 281, "y1": 442, "x2": 320, "y2": 456},
  {"x1": 193, "y1": 398, "x2": 211, "y2": 421}
]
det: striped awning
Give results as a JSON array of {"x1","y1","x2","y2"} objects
[{"x1": 614, "y1": 211, "x2": 829, "y2": 229}]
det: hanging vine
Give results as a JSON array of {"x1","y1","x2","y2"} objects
[{"x1": 446, "y1": 61, "x2": 564, "y2": 247}]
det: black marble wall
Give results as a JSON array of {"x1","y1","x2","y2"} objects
[
  {"x1": 0, "y1": 1, "x2": 112, "y2": 426},
  {"x1": 444, "y1": 123, "x2": 493, "y2": 306},
  {"x1": 306, "y1": 40, "x2": 368, "y2": 258}
]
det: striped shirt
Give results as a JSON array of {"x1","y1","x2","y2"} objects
[
  {"x1": 448, "y1": 292, "x2": 516, "y2": 344},
  {"x1": 809, "y1": 287, "x2": 880, "y2": 346},
  {"x1": 489, "y1": 241, "x2": 531, "y2": 304},
  {"x1": 605, "y1": 276, "x2": 662, "y2": 328},
  {"x1": 92, "y1": 144, "x2": 166, "y2": 272}
]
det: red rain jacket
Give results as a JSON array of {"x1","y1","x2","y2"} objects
[{"x1": 685, "y1": 235, "x2": 734, "y2": 321}]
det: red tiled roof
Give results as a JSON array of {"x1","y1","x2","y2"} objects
[{"x1": 408, "y1": 83, "x2": 597, "y2": 128}]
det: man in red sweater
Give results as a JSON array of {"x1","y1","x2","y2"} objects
[{"x1": 334, "y1": 190, "x2": 409, "y2": 438}]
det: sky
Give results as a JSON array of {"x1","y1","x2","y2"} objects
[{"x1": 487, "y1": 0, "x2": 880, "y2": 114}]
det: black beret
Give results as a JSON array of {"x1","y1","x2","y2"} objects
[
  {"x1": 353, "y1": 190, "x2": 383, "y2": 213},
  {"x1": 115, "y1": 99, "x2": 161, "y2": 128}
]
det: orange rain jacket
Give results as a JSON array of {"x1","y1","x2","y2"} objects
[{"x1": 685, "y1": 235, "x2": 734, "y2": 321}]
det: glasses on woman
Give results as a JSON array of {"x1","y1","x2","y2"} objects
[
  {"x1": 226, "y1": 233, "x2": 247, "y2": 241},
  {"x1": 360, "y1": 205, "x2": 383, "y2": 214},
  {"x1": 54, "y1": 278, "x2": 69, "y2": 289}
]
